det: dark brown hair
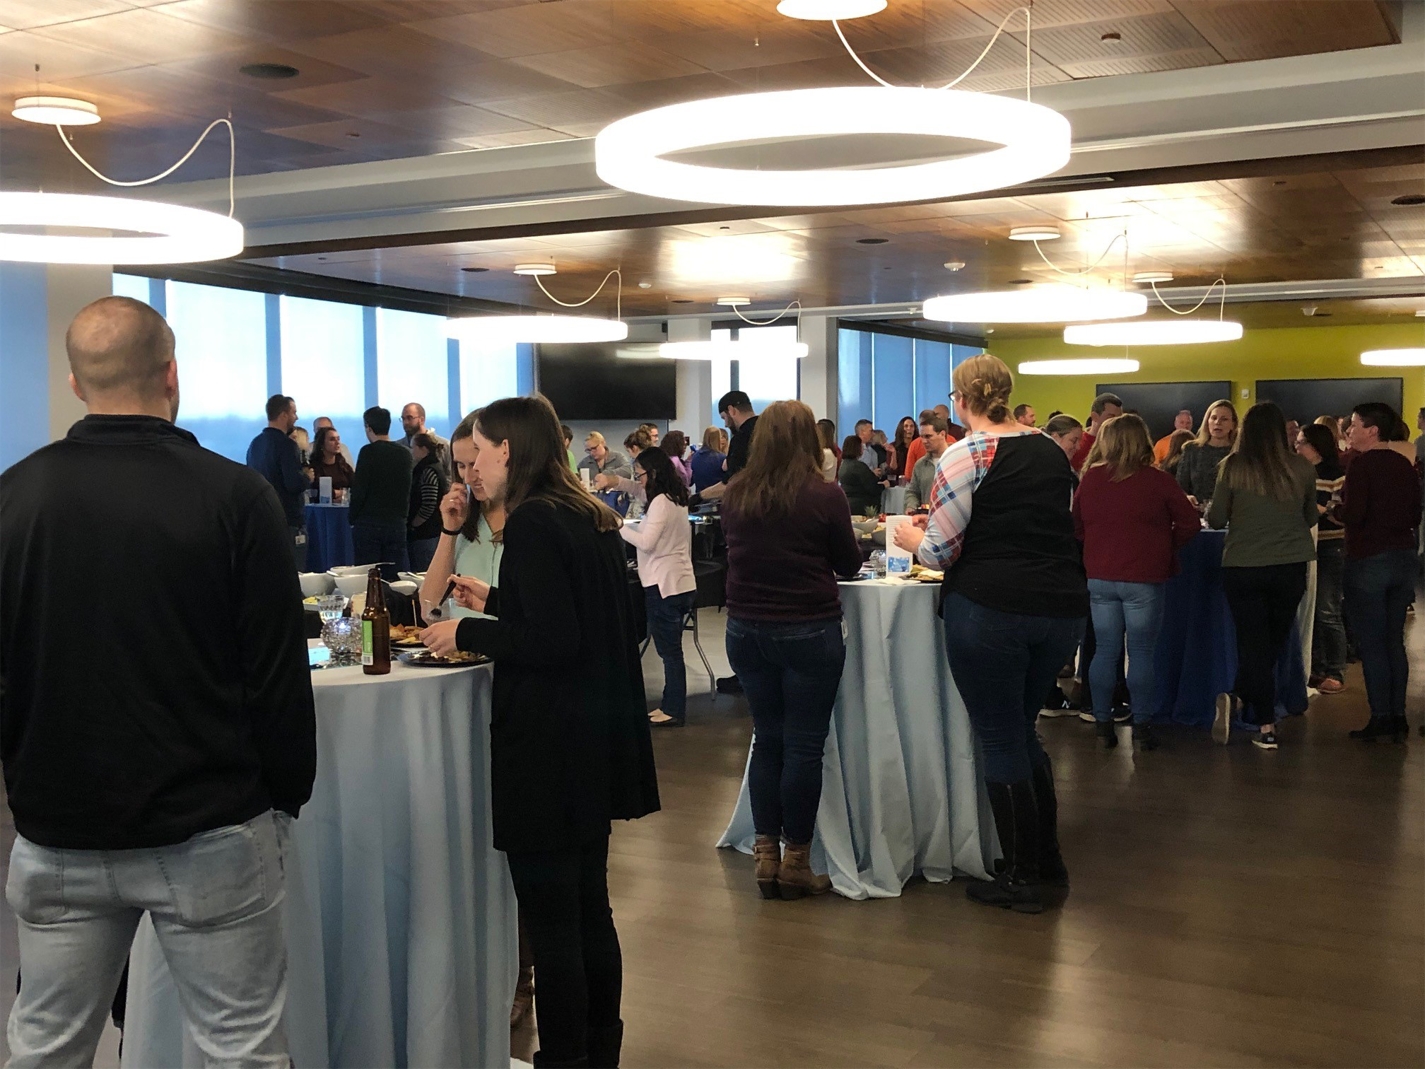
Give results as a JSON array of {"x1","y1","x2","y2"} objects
[
  {"x1": 412, "y1": 432, "x2": 446, "y2": 463},
  {"x1": 662, "y1": 429, "x2": 688, "y2": 459},
  {"x1": 1219, "y1": 402, "x2": 1298, "y2": 500},
  {"x1": 722, "y1": 400, "x2": 824, "y2": 520}
]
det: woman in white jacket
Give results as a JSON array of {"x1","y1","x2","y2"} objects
[{"x1": 615, "y1": 447, "x2": 697, "y2": 726}]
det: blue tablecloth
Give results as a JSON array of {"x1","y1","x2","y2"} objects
[
  {"x1": 717, "y1": 580, "x2": 992, "y2": 900},
  {"x1": 305, "y1": 503, "x2": 354, "y2": 572},
  {"x1": 1152, "y1": 528, "x2": 1309, "y2": 727},
  {"x1": 122, "y1": 661, "x2": 516, "y2": 1068}
]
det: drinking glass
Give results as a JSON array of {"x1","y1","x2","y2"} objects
[{"x1": 323, "y1": 617, "x2": 363, "y2": 668}]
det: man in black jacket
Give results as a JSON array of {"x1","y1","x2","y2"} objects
[
  {"x1": 0, "y1": 296, "x2": 315, "y2": 1065},
  {"x1": 246, "y1": 392, "x2": 311, "y2": 570}
]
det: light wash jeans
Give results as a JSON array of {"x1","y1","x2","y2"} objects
[
  {"x1": 1088, "y1": 578, "x2": 1166, "y2": 725},
  {"x1": 5, "y1": 811, "x2": 291, "y2": 1069}
]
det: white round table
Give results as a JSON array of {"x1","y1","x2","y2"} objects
[
  {"x1": 717, "y1": 578, "x2": 994, "y2": 900},
  {"x1": 121, "y1": 659, "x2": 517, "y2": 1068}
]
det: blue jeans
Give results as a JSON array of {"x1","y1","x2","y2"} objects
[
  {"x1": 725, "y1": 616, "x2": 846, "y2": 845},
  {"x1": 645, "y1": 587, "x2": 696, "y2": 720},
  {"x1": 943, "y1": 592, "x2": 1085, "y2": 783},
  {"x1": 407, "y1": 535, "x2": 439, "y2": 573},
  {"x1": 1088, "y1": 579, "x2": 1166, "y2": 725},
  {"x1": 1313, "y1": 541, "x2": 1347, "y2": 682},
  {"x1": 1344, "y1": 548, "x2": 1416, "y2": 719},
  {"x1": 5, "y1": 812, "x2": 291, "y2": 1068},
  {"x1": 352, "y1": 521, "x2": 410, "y2": 582}
]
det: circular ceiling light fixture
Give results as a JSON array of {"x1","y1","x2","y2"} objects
[
  {"x1": 1019, "y1": 358, "x2": 1140, "y2": 376},
  {"x1": 922, "y1": 285, "x2": 1146, "y2": 324},
  {"x1": 1009, "y1": 225, "x2": 1060, "y2": 241},
  {"x1": 776, "y1": 0, "x2": 887, "y2": 19},
  {"x1": 513, "y1": 262, "x2": 557, "y2": 276},
  {"x1": 1063, "y1": 319, "x2": 1243, "y2": 346},
  {"x1": 12, "y1": 96, "x2": 101, "y2": 125},
  {"x1": 716, "y1": 295, "x2": 751, "y2": 307},
  {"x1": 445, "y1": 315, "x2": 628, "y2": 344},
  {"x1": 595, "y1": 86, "x2": 1071, "y2": 208},
  {"x1": 1131, "y1": 270, "x2": 1174, "y2": 284},
  {"x1": 944, "y1": 261, "x2": 966, "y2": 271},
  {"x1": 659, "y1": 339, "x2": 810, "y2": 361},
  {"x1": 0, "y1": 191, "x2": 243, "y2": 264},
  {"x1": 1360, "y1": 348, "x2": 1425, "y2": 366}
]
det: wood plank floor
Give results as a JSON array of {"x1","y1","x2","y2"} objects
[{"x1": 4, "y1": 611, "x2": 1421, "y2": 1068}]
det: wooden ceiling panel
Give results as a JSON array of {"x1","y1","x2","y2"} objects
[
  {"x1": 29, "y1": 7, "x2": 250, "y2": 66},
  {"x1": 280, "y1": 24, "x2": 505, "y2": 82},
  {"x1": 273, "y1": 75, "x2": 461, "y2": 121},
  {"x1": 1057, "y1": 46, "x2": 1223, "y2": 77},
  {"x1": 648, "y1": 23, "x2": 846, "y2": 73},
  {"x1": 1008, "y1": 10, "x2": 1215, "y2": 67},
  {"x1": 404, "y1": 3, "x2": 627, "y2": 60},
  {"x1": 963, "y1": 0, "x2": 1176, "y2": 30},
  {"x1": 508, "y1": 43, "x2": 707, "y2": 90},
  {"x1": 451, "y1": 128, "x2": 574, "y2": 150},
  {"x1": 1170, "y1": 0, "x2": 1398, "y2": 62},
  {"x1": 0, "y1": 0, "x2": 133, "y2": 31},
  {"x1": 0, "y1": 27, "x2": 137, "y2": 82}
]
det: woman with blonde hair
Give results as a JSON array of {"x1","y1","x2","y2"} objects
[
  {"x1": 1176, "y1": 399, "x2": 1238, "y2": 505},
  {"x1": 1073, "y1": 415, "x2": 1199, "y2": 750},
  {"x1": 894, "y1": 354, "x2": 1087, "y2": 914},
  {"x1": 721, "y1": 400, "x2": 862, "y2": 900},
  {"x1": 690, "y1": 425, "x2": 727, "y2": 493}
]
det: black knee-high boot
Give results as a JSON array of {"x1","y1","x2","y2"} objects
[
  {"x1": 1030, "y1": 760, "x2": 1068, "y2": 888},
  {"x1": 967, "y1": 780, "x2": 1043, "y2": 914}
]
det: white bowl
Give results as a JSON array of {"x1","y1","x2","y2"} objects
[
  {"x1": 390, "y1": 580, "x2": 418, "y2": 597},
  {"x1": 299, "y1": 572, "x2": 335, "y2": 598},
  {"x1": 328, "y1": 565, "x2": 370, "y2": 577},
  {"x1": 332, "y1": 573, "x2": 368, "y2": 597}
]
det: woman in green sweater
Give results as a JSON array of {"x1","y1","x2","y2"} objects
[{"x1": 1207, "y1": 402, "x2": 1318, "y2": 750}]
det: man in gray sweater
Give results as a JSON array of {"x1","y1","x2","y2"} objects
[{"x1": 905, "y1": 410, "x2": 951, "y2": 511}]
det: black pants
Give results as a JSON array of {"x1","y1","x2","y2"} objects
[
  {"x1": 1222, "y1": 562, "x2": 1307, "y2": 726},
  {"x1": 506, "y1": 833, "x2": 621, "y2": 1064}
]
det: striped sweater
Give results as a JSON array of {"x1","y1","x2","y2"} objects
[{"x1": 1315, "y1": 459, "x2": 1345, "y2": 542}]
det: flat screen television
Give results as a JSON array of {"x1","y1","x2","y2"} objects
[
  {"x1": 536, "y1": 343, "x2": 676, "y2": 422},
  {"x1": 1255, "y1": 377, "x2": 1403, "y2": 424},
  {"x1": 1093, "y1": 380, "x2": 1233, "y2": 440}
]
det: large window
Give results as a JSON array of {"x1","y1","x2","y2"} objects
[
  {"x1": 280, "y1": 295, "x2": 365, "y2": 434},
  {"x1": 838, "y1": 326, "x2": 978, "y2": 436},
  {"x1": 710, "y1": 324, "x2": 800, "y2": 421},
  {"x1": 165, "y1": 280, "x2": 268, "y2": 462},
  {"x1": 459, "y1": 339, "x2": 520, "y2": 416},
  {"x1": 376, "y1": 307, "x2": 449, "y2": 434},
  {"x1": 112, "y1": 273, "x2": 152, "y2": 305}
]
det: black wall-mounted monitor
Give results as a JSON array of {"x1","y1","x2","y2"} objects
[
  {"x1": 535, "y1": 343, "x2": 677, "y2": 421},
  {"x1": 1093, "y1": 381, "x2": 1233, "y2": 439},
  {"x1": 1255, "y1": 378, "x2": 1404, "y2": 424}
]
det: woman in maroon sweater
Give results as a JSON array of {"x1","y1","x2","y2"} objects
[
  {"x1": 721, "y1": 400, "x2": 863, "y2": 900},
  {"x1": 1341, "y1": 402, "x2": 1423, "y2": 741},
  {"x1": 1073, "y1": 415, "x2": 1200, "y2": 751}
]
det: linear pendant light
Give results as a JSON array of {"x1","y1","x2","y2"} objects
[
  {"x1": 1064, "y1": 320, "x2": 1243, "y2": 346},
  {"x1": 923, "y1": 285, "x2": 1146, "y2": 325},
  {"x1": 446, "y1": 315, "x2": 628, "y2": 344},
  {"x1": 1360, "y1": 348, "x2": 1425, "y2": 366}
]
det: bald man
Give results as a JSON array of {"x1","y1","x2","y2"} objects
[{"x1": 0, "y1": 296, "x2": 313, "y2": 1065}]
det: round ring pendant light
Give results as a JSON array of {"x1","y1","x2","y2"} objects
[
  {"x1": 12, "y1": 96, "x2": 100, "y2": 125},
  {"x1": 776, "y1": 0, "x2": 887, "y2": 18},
  {"x1": 922, "y1": 285, "x2": 1146, "y2": 324},
  {"x1": 0, "y1": 192, "x2": 243, "y2": 264},
  {"x1": 1360, "y1": 348, "x2": 1425, "y2": 366},
  {"x1": 446, "y1": 315, "x2": 628, "y2": 344},
  {"x1": 1018, "y1": 358, "x2": 1141, "y2": 376},
  {"x1": 1064, "y1": 320, "x2": 1243, "y2": 346},
  {"x1": 657, "y1": 339, "x2": 810, "y2": 361},
  {"x1": 594, "y1": 86, "x2": 1070, "y2": 207}
]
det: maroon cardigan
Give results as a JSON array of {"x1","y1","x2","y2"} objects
[{"x1": 1073, "y1": 463, "x2": 1201, "y2": 583}]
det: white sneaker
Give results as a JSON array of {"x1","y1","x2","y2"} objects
[
  {"x1": 1212, "y1": 693, "x2": 1232, "y2": 745},
  {"x1": 1078, "y1": 711, "x2": 1096, "y2": 724}
]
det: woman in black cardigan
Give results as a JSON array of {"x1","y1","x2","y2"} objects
[{"x1": 421, "y1": 395, "x2": 658, "y2": 1069}]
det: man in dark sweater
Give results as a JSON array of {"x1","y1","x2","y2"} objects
[
  {"x1": 0, "y1": 297, "x2": 315, "y2": 1064},
  {"x1": 350, "y1": 404, "x2": 414, "y2": 580},
  {"x1": 720, "y1": 390, "x2": 759, "y2": 479},
  {"x1": 246, "y1": 392, "x2": 311, "y2": 570}
]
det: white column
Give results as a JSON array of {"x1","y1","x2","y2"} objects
[
  {"x1": 798, "y1": 313, "x2": 838, "y2": 421},
  {"x1": 669, "y1": 317, "x2": 713, "y2": 434}
]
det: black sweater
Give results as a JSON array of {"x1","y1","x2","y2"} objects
[
  {"x1": 0, "y1": 416, "x2": 316, "y2": 849},
  {"x1": 408, "y1": 453, "x2": 450, "y2": 541},
  {"x1": 455, "y1": 500, "x2": 659, "y2": 853}
]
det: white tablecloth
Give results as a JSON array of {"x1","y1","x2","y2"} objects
[
  {"x1": 717, "y1": 579, "x2": 993, "y2": 900},
  {"x1": 122, "y1": 660, "x2": 516, "y2": 1068}
]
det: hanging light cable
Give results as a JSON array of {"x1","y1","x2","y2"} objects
[{"x1": 447, "y1": 267, "x2": 628, "y2": 343}]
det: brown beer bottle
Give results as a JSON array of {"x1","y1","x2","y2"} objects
[{"x1": 361, "y1": 567, "x2": 392, "y2": 676}]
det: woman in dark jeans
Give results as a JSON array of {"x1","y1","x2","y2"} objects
[
  {"x1": 721, "y1": 400, "x2": 862, "y2": 900},
  {"x1": 1207, "y1": 403, "x2": 1318, "y2": 750},
  {"x1": 1294, "y1": 423, "x2": 1347, "y2": 694},
  {"x1": 1341, "y1": 402, "x2": 1423, "y2": 741},
  {"x1": 422, "y1": 395, "x2": 658, "y2": 1069},
  {"x1": 620, "y1": 446, "x2": 697, "y2": 727},
  {"x1": 895, "y1": 354, "x2": 1086, "y2": 914}
]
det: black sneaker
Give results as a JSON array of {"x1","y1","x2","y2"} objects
[
  {"x1": 1252, "y1": 731, "x2": 1278, "y2": 750},
  {"x1": 715, "y1": 675, "x2": 743, "y2": 695},
  {"x1": 1039, "y1": 693, "x2": 1077, "y2": 718},
  {"x1": 1133, "y1": 722, "x2": 1159, "y2": 751},
  {"x1": 1112, "y1": 704, "x2": 1132, "y2": 723},
  {"x1": 1095, "y1": 720, "x2": 1118, "y2": 749},
  {"x1": 1349, "y1": 717, "x2": 1396, "y2": 740}
]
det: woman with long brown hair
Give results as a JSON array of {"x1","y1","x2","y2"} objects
[
  {"x1": 893, "y1": 354, "x2": 1087, "y2": 914},
  {"x1": 1207, "y1": 402, "x2": 1318, "y2": 749},
  {"x1": 721, "y1": 400, "x2": 862, "y2": 900},
  {"x1": 890, "y1": 415, "x2": 918, "y2": 482},
  {"x1": 422, "y1": 395, "x2": 658, "y2": 1069},
  {"x1": 1074, "y1": 415, "x2": 1199, "y2": 750}
]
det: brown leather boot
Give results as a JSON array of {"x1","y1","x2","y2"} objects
[
  {"x1": 753, "y1": 835, "x2": 781, "y2": 899},
  {"x1": 777, "y1": 841, "x2": 831, "y2": 900}
]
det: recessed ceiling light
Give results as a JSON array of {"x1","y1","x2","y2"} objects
[
  {"x1": 1020, "y1": 358, "x2": 1140, "y2": 376},
  {"x1": 670, "y1": 298, "x2": 695, "y2": 304},
  {"x1": 776, "y1": 0, "x2": 887, "y2": 20},
  {"x1": 1361, "y1": 348, "x2": 1425, "y2": 366},
  {"x1": 460, "y1": 266, "x2": 489, "y2": 273},
  {"x1": 238, "y1": 62, "x2": 300, "y2": 80},
  {"x1": 1390, "y1": 194, "x2": 1425, "y2": 206},
  {"x1": 856, "y1": 237, "x2": 889, "y2": 245},
  {"x1": 1008, "y1": 278, "x2": 1033, "y2": 285},
  {"x1": 716, "y1": 295, "x2": 751, "y2": 307},
  {"x1": 944, "y1": 261, "x2": 967, "y2": 271},
  {"x1": 513, "y1": 262, "x2": 557, "y2": 276},
  {"x1": 12, "y1": 96, "x2": 100, "y2": 126},
  {"x1": 1100, "y1": 31, "x2": 1122, "y2": 44},
  {"x1": 1009, "y1": 225, "x2": 1060, "y2": 241},
  {"x1": 1132, "y1": 271, "x2": 1174, "y2": 284}
]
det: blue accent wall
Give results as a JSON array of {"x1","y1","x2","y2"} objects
[{"x1": 0, "y1": 264, "x2": 51, "y2": 471}]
